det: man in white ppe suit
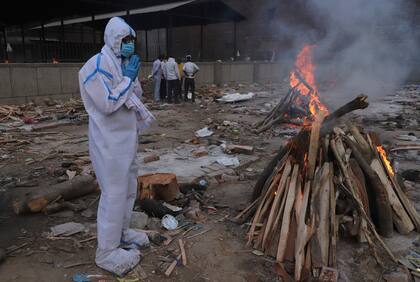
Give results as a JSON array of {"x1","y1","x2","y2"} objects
[
  {"x1": 79, "y1": 17, "x2": 155, "y2": 276},
  {"x1": 151, "y1": 55, "x2": 163, "y2": 102}
]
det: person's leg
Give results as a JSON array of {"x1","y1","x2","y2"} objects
[
  {"x1": 92, "y1": 139, "x2": 140, "y2": 276},
  {"x1": 160, "y1": 79, "x2": 165, "y2": 101},
  {"x1": 167, "y1": 80, "x2": 173, "y2": 103},
  {"x1": 191, "y1": 78, "x2": 196, "y2": 102},
  {"x1": 153, "y1": 77, "x2": 161, "y2": 102},
  {"x1": 184, "y1": 78, "x2": 190, "y2": 101},
  {"x1": 121, "y1": 155, "x2": 150, "y2": 249},
  {"x1": 174, "y1": 80, "x2": 180, "y2": 104}
]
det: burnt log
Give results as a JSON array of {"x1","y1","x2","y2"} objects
[
  {"x1": 13, "y1": 175, "x2": 97, "y2": 215},
  {"x1": 343, "y1": 137, "x2": 393, "y2": 237}
]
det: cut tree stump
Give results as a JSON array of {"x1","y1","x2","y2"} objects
[{"x1": 138, "y1": 173, "x2": 180, "y2": 202}]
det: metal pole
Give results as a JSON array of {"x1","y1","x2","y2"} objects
[
  {"x1": 92, "y1": 15, "x2": 96, "y2": 46},
  {"x1": 145, "y1": 30, "x2": 149, "y2": 62},
  {"x1": 167, "y1": 13, "x2": 173, "y2": 56},
  {"x1": 2, "y1": 27, "x2": 8, "y2": 62},
  {"x1": 200, "y1": 24, "x2": 204, "y2": 61},
  {"x1": 233, "y1": 21, "x2": 237, "y2": 60},
  {"x1": 41, "y1": 23, "x2": 46, "y2": 62},
  {"x1": 21, "y1": 25, "x2": 26, "y2": 62},
  {"x1": 60, "y1": 18, "x2": 64, "y2": 62}
]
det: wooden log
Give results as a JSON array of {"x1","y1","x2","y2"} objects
[
  {"x1": 307, "y1": 113, "x2": 326, "y2": 180},
  {"x1": 252, "y1": 145, "x2": 290, "y2": 200},
  {"x1": 389, "y1": 174, "x2": 420, "y2": 232},
  {"x1": 13, "y1": 175, "x2": 97, "y2": 214},
  {"x1": 318, "y1": 163, "x2": 331, "y2": 266},
  {"x1": 342, "y1": 137, "x2": 394, "y2": 238},
  {"x1": 349, "y1": 124, "x2": 371, "y2": 157},
  {"x1": 248, "y1": 169, "x2": 284, "y2": 245},
  {"x1": 178, "y1": 239, "x2": 187, "y2": 266},
  {"x1": 349, "y1": 158, "x2": 370, "y2": 215},
  {"x1": 328, "y1": 165, "x2": 337, "y2": 268},
  {"x1": 262, "y1": 162, "x2": 291, "y2": 249},
  {"x1": 43, "y1": 201, "x2": 87, "y2": 215},
  {"x1": 165, "y1": 254, "x2": 182, "y2": 277},
  {"x1": 371, "y1": 158, "x2": 414, "y2": 234},
  {"x1": 321, "y1": 94, "x2": 369, "y2": 136},
  {"x1": 276, "y1": 164, "x2": 299, "y2": 261},
  {"x1": 295, "y1": 181, "x2": 314, "y2": 281},
  {"x1": 264, "y1": 176, "x2": 290, "y2": 253}
]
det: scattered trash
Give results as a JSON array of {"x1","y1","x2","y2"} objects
[
  {"x1": 162, "y1": 202, "x2": 183, "y2": 212},
  {"x1": 50, "y1": 222, "x2": 85, "y2": 236},
  {"x1": 252, "y1": 250, "x2": 265, "y2": 256},
  {"x1": 216, "y1": 156, "x2": 240, "y2": 167},
  {"x1": 397, "y1": 134, "x2": 417, "y2": 142},
  {"x1": 72, "y1": 274, "x2": 90, "y2": 282},
  {"x1": 161, "y1": 214, "x2": 178, "y2": 230},
  {"x1": 66, "y1": 170, "x2": 77, "y2": 180},
  {"x1": 143, "y1": 154, "x2": 160, "y2": 163},
  {"x1": 217, "y1": 92, "x2": 255, "y2": 103},
  {"x1": 129, "y1": 211, "x2": 149, "y2": 229},
  {"x1": 222, "y1": 144, "x2": 254, "y2": 155},
  {"x1": 195, "y1": 127, "x2": 214, "y2": 138}
]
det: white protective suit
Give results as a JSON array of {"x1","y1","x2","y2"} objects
[
  {"x1": 79, "y1": 17, "x2": 154, "y2": 276},
  {"x1": 151, "y1": 59, "x2": 162, "y2": 101}
]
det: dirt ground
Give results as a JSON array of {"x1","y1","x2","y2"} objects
[{"x1": 0, "y1": 81, "x2": 419, "y2": 281}]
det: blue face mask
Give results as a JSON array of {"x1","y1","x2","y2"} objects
[{"x1": 121, "y1": 42, "x2": 135, "y2": 58}]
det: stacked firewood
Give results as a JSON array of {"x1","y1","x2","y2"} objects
[{"x1": 237, "y1": 96, "x2": 420, "y2": 281}]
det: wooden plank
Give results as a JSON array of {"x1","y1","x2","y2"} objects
[
  {"x1": 178, "y1": 239, "x2": 187, "y2": 266},
  {"x1": 307, "y1": 113, "x2": 325, "y2": 180},
  {"x1": 371, "y1": 158, "x2": 414, "y2": 234},
  {"x1": 276, "y1": 164, "x2": 299, "y2": 261},
  {"x1": 318, "y1": 163, "x2": 331, "y2": 266},
  {"x1": 390, "y1": 175, "x2": 420, "y2": 232},
  {"x1": 349, "y1": 124, "x2": 371, "y2": 156},
  {"x1": 262, "y1": 161, "x2": 293, "y2": 249},
  {"x1": 341, "y1": 137, "x2": 394, "y2": 238},
  {"x1": 328, "y1": 164, "x2": 337, "y2": 268},
  {"x1": 165, "y1": 254, "x2": 182, "y2": 277},
  {"x1": 295, "y1": 181, "x2": 314, "y2": 281}
]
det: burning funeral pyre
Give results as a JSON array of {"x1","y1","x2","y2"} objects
[{"x1": 239, "y1": 45, "x2": 420, "y2": 281}]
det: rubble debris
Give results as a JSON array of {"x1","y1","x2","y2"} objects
[
  {"x1": 195, "y1": 127, "x2": 214, "y2": 138},
  {"x1": 222, "y1": 144, "x2": 254, "y2": 155},
  {"x1": 138, "y1": 173, "x2": 180, "y2": 202},
  {"x1": 50, "y1": 222, "x2": 85, "y2": 237},
  {"x1": 143, "y1": 154, "x2": 160, "y2": 163},
  {"x1": 178, "y1": 239, "x2": 187, "y2": 266},
  {"x1": 192, "y1": 148, "x2": 208, "y2": 158},
  {"x1": 139, "y1": 198, "x2": 178, "y2": 218},
  {"x1": 217, "y1": 92, "x2": 255, "y2": 103},
  {"x1": 401, "y1": 170, "x2": 420, "y2": 182},
  {"x1": 216, "y1": 156, "x2": 240, "y2": 167},
  {"x1": 162, "y1": 215, "x2": 179, "y2": 230},
  {"x1": 164, "y1": 254, "x2": 181, "y2": 277},
  {"x1": 129, "y1": 211, "x2": 149, "y2": 230},
  {"x1": 13, "y1": 175, "x2": 97, "y2": 214}
]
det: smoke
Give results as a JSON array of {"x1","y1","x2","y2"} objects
[{"x1": 275, "y1": 0, "x2": 418, "y2": 106}]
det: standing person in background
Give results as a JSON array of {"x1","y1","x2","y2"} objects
[
  {"x1": 183, "y1": 55, "x2": 199, "y2": 102},
  {"x1": 160, "y1": 55, "x2": 168, "y2": 102},
  {"x1": 165, "y1": 56, "x2": 180, "y2": 103},
  {"x1": 151, "y1": 55, "x2": 163, "y2": 102},
  {"x1": 177, "y1": 57, "x2": 184, "y2": 100}
]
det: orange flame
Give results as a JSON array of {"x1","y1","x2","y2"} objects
[
  {"x1": 289, "y1": 45, "x2": 328, "y2": 118},
  {"x1": 377, "y1": 145, "x2": 394, "y2": 177}
]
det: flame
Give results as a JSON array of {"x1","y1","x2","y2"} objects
[
  {"x1": 377, "y1": 145, "x2": 394, "y2": 177},
  {"x1": 289, "y1": 45, "x2": 328, "y2": 118}
]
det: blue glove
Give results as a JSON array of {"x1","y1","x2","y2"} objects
[{"x1": 122, "y1": 55, "x2": 141, "y2": 81}]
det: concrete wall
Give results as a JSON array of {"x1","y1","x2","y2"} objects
[{"x1": 0, "y1": 62, "x2": 287, "y2": 104}]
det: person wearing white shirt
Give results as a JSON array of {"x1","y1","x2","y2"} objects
[
  {"x1": 165, "y1": 56, "x2": 180, "y2": 103},
  {"x1": 160, "y1": 56, "x2": 168, "y2": 101},
  {"x1": 151, "y1": 55, "x2": 163, "y2": 102},
  {"x1": 183, "y1": 55, "x2": 199, "y2": 102}
]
